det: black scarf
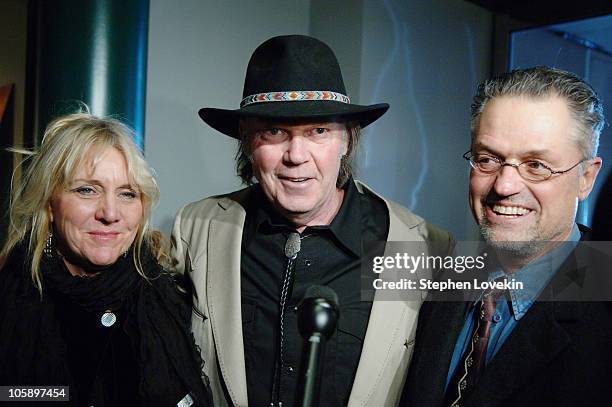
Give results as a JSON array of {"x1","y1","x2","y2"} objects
[{"x1": 0, "y1": 243, "x2": 211, "y2": 407}]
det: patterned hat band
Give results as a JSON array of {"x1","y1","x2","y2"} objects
[{"x1": 240, "y1": 90, "x2": 350, "y2": 108}]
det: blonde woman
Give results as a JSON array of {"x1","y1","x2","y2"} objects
[{"x1": 0, "y1": 113, "x2": 211, "y2": 407}]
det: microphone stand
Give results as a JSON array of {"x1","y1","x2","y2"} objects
[
  {"x1": 295, "y1": 287, "x2": 339, "y2": 407},
  {"x1": 299, "y1": 331, "x2": 325, "y2": 407}
]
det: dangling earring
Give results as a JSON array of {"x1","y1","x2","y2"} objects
[{"x1": 43, "y1": 232, "x2": 54, "y2": 257}]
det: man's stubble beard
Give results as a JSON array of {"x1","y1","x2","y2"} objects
[{"x1": 477, "y1": 214, "x2": 549, "y2": 260}]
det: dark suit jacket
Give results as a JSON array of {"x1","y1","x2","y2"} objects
[{"x1": 401, "y1": 228, "x2": 612, "y2": 407}]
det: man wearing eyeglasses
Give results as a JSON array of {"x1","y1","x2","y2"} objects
[{"x1": 402, "y1": 66, "x2": 612, "y2": 407}]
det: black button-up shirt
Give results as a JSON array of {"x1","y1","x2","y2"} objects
[{"x1": 241, "y1": 179, "x2": 389, "y2": 406}]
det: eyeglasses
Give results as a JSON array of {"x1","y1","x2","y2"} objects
[{"x1": 463, "y1": 150, "x2": 586, "y2": 182}]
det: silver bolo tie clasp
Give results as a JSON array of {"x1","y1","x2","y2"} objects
[{"x1": 284, "y1": 232, "x2": 301, "y2": 260}]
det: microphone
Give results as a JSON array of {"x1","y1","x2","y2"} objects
[{"x1": 295, "y1": 285, "x2": 340, "y2": 407}]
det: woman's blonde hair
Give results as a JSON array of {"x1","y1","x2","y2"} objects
[{"x1": 1, "y1": 111, "x2": 161, "y2": 294}]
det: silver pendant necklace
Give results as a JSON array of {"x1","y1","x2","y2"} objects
[{"x1": 100, "y1": 310, "x2": 117, "y2": 327}]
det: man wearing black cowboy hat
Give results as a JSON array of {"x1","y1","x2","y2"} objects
[{"x1": 171, "y1": 35, "x2": 452, "y2": 407}]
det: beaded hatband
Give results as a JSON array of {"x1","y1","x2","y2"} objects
[{"x1": 240, "y1": 90, "x2": 350, "y2": 108}]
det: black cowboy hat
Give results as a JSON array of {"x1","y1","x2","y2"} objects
[{"x1": 198, "y1": 35, "x2": 389, "y2": 139}]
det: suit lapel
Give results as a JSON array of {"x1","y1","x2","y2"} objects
[
  {"x1": 349, "y1": 189, "x2": 429, "y2": 406},
  {"x1": 465, "y1": 252, "x2": 585, "y2": 407},
  {"x1": 207, "y1": 198, "x2": 249, "y2": 406},
  {"x1": 466, "y1": 301, "x2": 572, "y2": 407}
]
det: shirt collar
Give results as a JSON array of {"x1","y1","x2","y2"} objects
[
  {"x1": 486, "y1": 224, "x2": 581, "y2": 320},
  {"x1": 310, "y1": 178, "x2": 361, "y2": 258}
]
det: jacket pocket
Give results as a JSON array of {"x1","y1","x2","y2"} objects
[{"x1": 191, "y1": 304, "x2": 210, "y2": 368}]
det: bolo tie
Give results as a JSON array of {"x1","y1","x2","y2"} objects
[{"x1": 270, "y1": 232, "x2": 302, "y2": 407}]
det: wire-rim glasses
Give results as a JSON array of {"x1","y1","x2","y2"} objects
[{"x1": 463, "y1": 150, "x2": 587, "y2": 182}]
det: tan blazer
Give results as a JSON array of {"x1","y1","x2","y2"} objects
[{"x1": 171, "y1": 181, "x2": 453, "y2": 407}]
